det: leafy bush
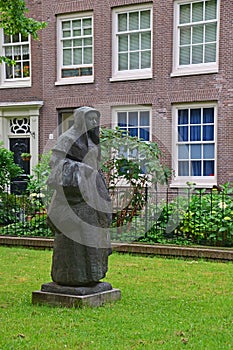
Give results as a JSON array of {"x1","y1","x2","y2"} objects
[
  {"x1": 0, "y1": 213, "x2": 53, "y2": 238},
  {"x1": 0, "y1": 142, "x2": 23, "y2": 191},
  {"x1": 142, "y1": 183, "x2": 233, "y2": 247}
]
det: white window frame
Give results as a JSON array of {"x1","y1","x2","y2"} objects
[
  {"x1": 0, "y1": 30, "x2": 31, "y2": 88},
  {"x1": 111, "y1": 4, "x2": 153, "y2": 82},
  {"x1": 112, "y1": 105, "x2": 152, "y2": 141},
  {"x1": 171, "y1": 0, "x2": 220, "y2": 77},
  {"x1": 171, "y1": 102, "x2": 217, "y2": 188},
  {"x1": 56, "y1": 12, "x2": 94, "y2": 86}
]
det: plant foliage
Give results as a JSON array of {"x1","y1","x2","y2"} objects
[
  {"x1": 0, "y1": 142, "x2": 23, "y2": 192},
  {"x1": 0, "y1": 0, "x2": 47, "y2": 64}
]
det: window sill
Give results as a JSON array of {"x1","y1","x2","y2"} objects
[
  {"x1": 55, "y1": 76, "x2": 94, "y2": 86},
  {"x1": 110, "y1": 72, "x2": 152, "y2": 82},
  {"x1": 171, "y1": 67, "x2": 218, "y2": 77},
  {"x1": 170, "y1": 177, "x2": 217, "y2": 189},
  {"x1": 0, "y1": 79, "x2": 31, "y2": 89}
]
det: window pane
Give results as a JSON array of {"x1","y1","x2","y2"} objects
[
  {"x1": 180, "y1": 27, "x2": 191, "y2": 45},
  {"x1": 63, "y1": 30, "x2": 71, "y2": 38},
  {"x1": 118, "y1": 13, "x2": 127, "y2": 32},
  {"x1": 5, "y1": 65, "x2": 13, "y2": 79},
  {"x1": 204, "y1": 43, "x2": 216, "y2": 63},
  {"x1": 180, "y1": 46, "x2": 190, "y2": 65},
  {"x1": 180, "y1": 4, "x2": 190, "y2": 24},
  {"x1": 192, "y1": 45, "x2": 203, "y2": 64},
  {"x1": 140, "y1": 10, "x2": 150, "y2": 29},
  {"x1": 119, "y1": 53, "x2": 128, "y2": 70},
  {"x1": 205, "y1": 0, "x2": 217, "y2": 20},
  {"x1": 205, "y1": 23, "x2": 217, "y2": 43},
  {"x1": 118, "y1": 112, "x2": 127, "y2": 126},
  {"x1": 129, "y1": 128, "x2": 138, "y2": 137},
  {"x1": 141, "y1": 32, "x2": 151, "y2": 50},
  {"x1": 119, "y1": 35, "x2": 128, "y2": 52},
  {"x1": 190, "y1": 109, "x2": 201, "y2": 124},
  {"x1": 191, "y1": 144, "x2": 201, "y2": 159},
  {"x1": 21, "y1": 34, "x2": 28, "y2": 42},
  {"x1": 73, "y1": 38, "x2": 82, "y2": 47},
  {"x1": 140, "y1": 111, "x2": 149, "y2": 126},
  {"x1": 83, "y1": 28, "x2": 92, "y2": 36},
  {"x1": 191, "y1": 161, "x2": 201, "y2": 176},
  {"x1": 203, "y1": 108, "x2": 214, "y2": 123},
  {"x1": 62, "y1": 21, "x2": 70, "y2": 30},
  {"x1": 84, "y1": 47, "x2": 92, "y2": 64},
  {"x1": 23, "y1": 63, "x2": 30, "y2": 77},
  {"x1": 130, "y1": 33, "x2": 139, "y2": 50},
  {"x1": 83, "y1": 18, "x2": 92, "y2": 27},
  {"x1": 73, "y1": 48, "x2": 82, "y2": 64},
  {"x1": 141, "y1": 51, "x2": 151, "y2": 69},
  {"x1": 190, "y1": 126, "x2": 201, "y2": 141},
  {"x1": 13, "y1": 46, "x2": 21, "y2": 59},
  {"x1": 192, "y1": 26, "x2": 203, "y2": 44},
  {"x1": 203, "y1": 125, "x2": 214, "y2": 141},
  {"x1": 204, "y1": 160, "x2": 214, "y2": 176},
  {"x1": 130, "y1": 51, "x2": 139, "y2": 69},
  {"x1": 178, "y1": 126, "x2": 188, "y2": 142},
  {"x1": 63, "y1": 49, "x2": 72, "y2": 65},
  {"x1": 129, "y1": 112, "x2": 138, "y2": 126},
  {"x1": 63, "y1": 40, "x2": 72, "y2": 48},
  {"x1": 178, "y1": 161, "x2": 189, "y2": 176},
  {"x1": 73, "y1": 29, "x2": 81, "y2": 37},
  {"x1": 4, "y1": 34, "x2": 11, "y2": 43},
  {"x1": 178, "y1": 145, "x2": 189, "y2": 159},
  {"x1": 129, "y1": 12, "x2": 139, "y2": 31},
  {"x1": 203, "y1": 144, "x2": 214, "y2": 159},
  {"x1": 192, "y1": 2, "x2": 203, "y2": 22},
  {"x1": 84, "y1": 37, "x2": 92, "y2": 46},
  {"x1": 22, "y1": 45, "x2": 29, "y2": 59},
  {"x1": 15, "y1": 63, "x2": 22, "y2": 78},
  {"x1": 72, "y1": 20, "x2": 81, "y2": 28},
  {"x1": 140, "y1": 128, "x2": 149, "y2": 141},
  {"x1": 5, "y1": 47, "x2": 12, "y2": 59},
  {"x1": 12, "y1": 34, "x2": 20, "y2": 43},
  {"x1": 178, "y1": 109, "x2": 188, "y2": 124}
]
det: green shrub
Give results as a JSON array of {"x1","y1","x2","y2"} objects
[
  {"x1": 0, "y1": 213, "x2": 53, "y2": 237},
  {"x1": 143, "y1": 182, "x2": 233, "y2": 247},
  {"x1": 0, "y1": 142, "x2": 23, "y2": 191}
]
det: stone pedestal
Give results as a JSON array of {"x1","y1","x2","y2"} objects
[{"x1": 32, "y1": 282, "x2": 121, "y2": 308}]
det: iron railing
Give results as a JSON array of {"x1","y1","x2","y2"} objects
[{"x1": 0, "y1": 184, "x2": 233, "y2": 247}]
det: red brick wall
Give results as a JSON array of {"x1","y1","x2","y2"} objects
[{"x1": 0, "y1": 0, "x2": 232, "y2": 185}]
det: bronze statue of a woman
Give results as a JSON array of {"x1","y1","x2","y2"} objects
[{"x1": 46, "y1": 106, "x2": 112, "y2": 287}]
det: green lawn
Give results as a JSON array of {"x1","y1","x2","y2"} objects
[{"x1": 0, "y1": 246, "x2": 232, "y2": 350}]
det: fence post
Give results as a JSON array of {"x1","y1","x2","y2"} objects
[{"x1": 144, "y1": 184, "x2": 148, "y2": 238}]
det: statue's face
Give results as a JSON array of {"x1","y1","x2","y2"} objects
[{"x1": 85, "y1": 112, "x2": 99, "y2": 130}]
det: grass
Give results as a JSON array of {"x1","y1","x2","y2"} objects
[{"x1": 0, "y1": 247, "x2": 232, "y2": 350}]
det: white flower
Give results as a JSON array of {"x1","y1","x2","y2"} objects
[{"x1": 218, "y1": 201, "x2": 227, "y2": 210}]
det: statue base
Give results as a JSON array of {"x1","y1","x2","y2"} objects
[{"x1": 32, "y1": 282, "x2": 121, "y2": 308}]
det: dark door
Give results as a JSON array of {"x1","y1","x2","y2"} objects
[{"x1": 10, "y1": 138, "x2": 30, "y2": 194}]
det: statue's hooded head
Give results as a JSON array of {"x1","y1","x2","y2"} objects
[
  {"x1": 52, "y1": 106, "x2": 101, "y2": 161},
  {"x1": 69, "y1": 106, "x2": 101, "y2": 161},
  {"x1": 74, "y1": 106, "x2": 100, "y2": 143}
]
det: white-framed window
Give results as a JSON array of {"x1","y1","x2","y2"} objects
[
  {"x1": 111, "y1": 4, "x2": 153, "y2": 81},
  {"x1": 172, "y1": 103, "x2": 217, "y2": 187},
  {"x1": 56, "y1": 12, "x2": 94, "y2": 85},
  {"x1": 0, "y1": 31, "x2": 31, "y2": 88},
  {"x1": 112, "y1": 106, "x2": 151, "y2": 173},
  {"x1": 172, "y1": 0, "x2": 219, "y2": 77}
]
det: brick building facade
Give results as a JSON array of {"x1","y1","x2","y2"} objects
[{"x1": 0, "y1": 0, "x2": 232, "y2": 188}]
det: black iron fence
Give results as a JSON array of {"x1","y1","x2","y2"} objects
[{"x1": 0, "y1": 184, "x2": 233, "y2": 247}]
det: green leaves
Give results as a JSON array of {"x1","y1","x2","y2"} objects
[
  {"x1": 0, "y1": 0, "x2": 47, "y2": 40},
  {"x1": 0, "y1": 142, "x2": 23, "y2": 191}
]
